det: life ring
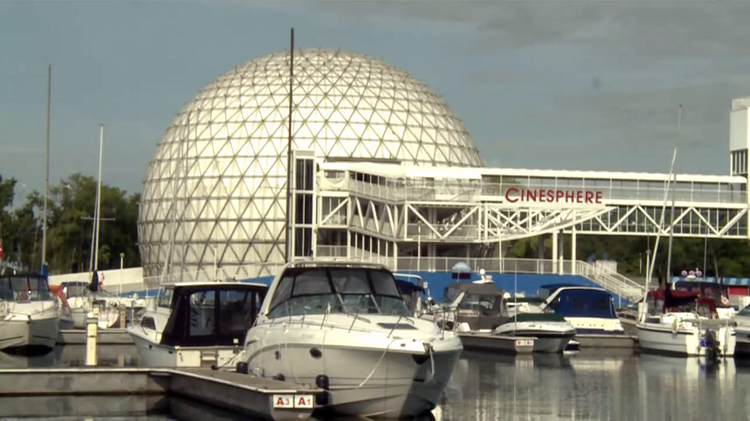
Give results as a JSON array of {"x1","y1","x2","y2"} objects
[{"x1": 672, "y1": 318, "x2": 679, "y2": 334}]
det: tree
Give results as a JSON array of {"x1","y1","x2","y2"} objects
[{"x1": 0, "y1": 173, "x2": 141, "y2": 275}]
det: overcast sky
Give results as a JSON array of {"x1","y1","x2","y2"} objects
[{"x1": 2, "y1": 0, "x2": 750, "y2": 197}]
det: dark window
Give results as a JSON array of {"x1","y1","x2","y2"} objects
[
  {"x1": 269, "y1": 276, "x2": 294, "y2": 312},
  {"x1": 189, "y1": 290, "x2": 216, "y2": 337},
  {"x1": 157, "y1": 288, "x2": 173, "y2": 308},
  {"x1": 141, "y1": 316, "x2": 157, "y2": 330},
  {"x1": 572, "y1": 299, "x2": 587, "y2": 311},
  {"x1": 294, "y1": 194, "x2": 314, "y2": 224},
  {"x1": 294, "y1": 227, "x2": 313, "y2": 257},
  {"x1": 295, "y1": 159, "x2": 314, "y2": 191},
  {"x1": 218, "y1": 289, "x2": 259, "y2": 335},
  {"x1": 292, "y1": 269, "x2": 332, "y2": 295}
]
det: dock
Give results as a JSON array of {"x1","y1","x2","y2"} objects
[
  {"x1": 57, "y1": 328, "x2": 133, "y2": 345},
  {"x1": 0, "y1": 367, "x2": 323, "y2": 421},
  {"x1": 575, "y1": 333, "x2": 637, "y2": 349},
  {"x1": 458, "y1": 333, "x2": 536, "y2": 354}
]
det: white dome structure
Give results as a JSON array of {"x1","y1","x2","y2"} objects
[{"x1": 138, "y1": 48, "x2": 483, "y2": 282}]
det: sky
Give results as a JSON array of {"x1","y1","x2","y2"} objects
[{"x1": 3, "y1": 0, "x2": 750, "y2": 198}]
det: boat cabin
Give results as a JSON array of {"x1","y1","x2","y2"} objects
[
  {"x1": 0, "y1": 274, "x2": 53, "y2": 302},
  {"x1": 643, "y1": 288, "x2": 719, "y2": 320},
  {"x1": 264, "y1": 263, "x2": 410, "y2": 318},
  {"x1": 393, "y1": 274, "x2": 430, "y2": 315},
  {"x1": 440, "y1": 282, "x2": 509, "y2": 331},
  {"x1": 671, "y1": 280, "x2": 732, "y2": 309},
  {"x1": 143, "y1": 282, "x2": 267, "y2": 347},
  {"x1": 541, "y1": 285, "x2": 618, "y2": 320}
]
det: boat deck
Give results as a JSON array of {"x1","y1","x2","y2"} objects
[{"x1": 0, "y1": 367, "x2": 323, "y2": 421}]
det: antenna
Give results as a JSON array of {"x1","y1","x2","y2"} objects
[
  {"x1": 284, "y1": 27, "x2": 295, "y2": 263},
  {"x1": 41, "y1": 64, "x2": 51, "y2": 273}
]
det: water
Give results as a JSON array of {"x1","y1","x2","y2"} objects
[{"x1": 2, "y1": 347, "x2": 750, "y2": 420}]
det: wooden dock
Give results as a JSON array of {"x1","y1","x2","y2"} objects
[{"x1": 0, "y1": 367, "x2": 322, "y2": 420}]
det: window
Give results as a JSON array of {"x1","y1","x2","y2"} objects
[
  {"x1": 218, "y1": 289, "x2": 260, "y2": 335},
  {"x1": 157, "y1": 288, "x2": 173, "y2": 308},
  {"x1": 267, "y1": 267, "x2": 409, "y2": 319},
  {"x1": 189, "y1": 291, "x2": 216, "y2": 337},
  {"x1": 140, "y1": 316, "x2": 157, "y2": 330}
]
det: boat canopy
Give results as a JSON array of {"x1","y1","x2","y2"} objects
[
  {"x1": 266, "y1": 266, "x2": 409, "y2": 318},
  {"x1": 546, "y1": 288, "x2": 617, "y2": 319},
  {"x1": 0, "y1": 273, "x2": 53, "y2": 302},
  {"x1": 160, "y1": 283, "x2": 267, "y2": 347}
]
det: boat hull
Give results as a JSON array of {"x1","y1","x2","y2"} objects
[
  {"x1": 129, "y1": 331, "x2": 243, "y2": 368},
  {"x1": 494, "y1": 322, "x2": 575, "y2": 353},
  {"x1": 245, "y1": 320, "x2": 462, "y2": 418},
  {"x1": 71, "y1": 307, "x2": 122, "y2": 330},
  {"x1": 0, "y1": 312, "x2": 59, "y2": 351},
  {"x1": 637, "y1": 323, "x2": 736, "y2": 357}
]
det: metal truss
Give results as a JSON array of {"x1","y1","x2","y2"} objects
[
  {"x1": 316, "y1": 192, "x2": 750, "y2": 245},
  {"x1": 571, "y1": 204, "x2": 749, "y2": 238}
]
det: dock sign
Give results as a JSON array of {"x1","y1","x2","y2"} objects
[{"x1": 273, "y1": 394, "x2": 314, "y2": 409}]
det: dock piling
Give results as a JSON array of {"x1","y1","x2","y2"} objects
[{"x1": 85, "y1": 307, "x2": 99, "y2": 366}]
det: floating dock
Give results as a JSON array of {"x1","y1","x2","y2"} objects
[
  {"x1": 575, "y1": 334, "x2": 637, "y2": 349},
  {"x1": 0, "y1": 367, "x2": 323, "y2": 421},
  {"x1": 458, "y1": 333, "x2": 535, "y2": 354},
  {"x1": 57, "y1": 328, "x2": 133, "y2": 345}
]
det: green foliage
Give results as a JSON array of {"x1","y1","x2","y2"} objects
[
  {"x1": 505, "y1": 233, "x2": 750, "y2": 282},
  {"x1": 0, "y1": 173, "x2": 140, "y2": 274}
]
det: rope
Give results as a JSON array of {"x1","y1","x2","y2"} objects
[{"x1": 356, "y1": 337, "x2": 395, "y2": 389}]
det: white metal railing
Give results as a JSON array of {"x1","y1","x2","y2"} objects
[{"x1": 574, "y1": 261, "x2": 645, "y2": 301}]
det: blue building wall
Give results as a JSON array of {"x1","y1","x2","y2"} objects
[{"x1": 118, "y1": 273, "x2": 629, "y2": 306}]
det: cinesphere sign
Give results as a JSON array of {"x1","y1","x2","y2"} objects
[{"x1": 504, "y1": 187, "x2": 603, "y2": 204}]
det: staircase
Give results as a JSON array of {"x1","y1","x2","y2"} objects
[{"x1": 574, "y1": 261, "x2": 645, "y2": 302}]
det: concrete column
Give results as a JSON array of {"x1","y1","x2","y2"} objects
[
  {"x1": 559, "y1": 232, "x2": 565, "y2": 274},
  {"x1": 571, "y1": 225, "x2": 577, "y2": 275},
  {"x1": 498, "y1": 240, "x2": 504, "y2": 273},
  {"x1": 552, "y1": 231, "x2": 558, "y2": 274}
]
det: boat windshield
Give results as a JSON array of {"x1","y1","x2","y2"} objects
[
  {"x1": 0, "y1": 276, "x2": 52, "y2": 302},
  {"x1": 439, "y1": 287, "x2": 461, "y2": 306},
  {"x1": 738, "y1": 305, "x2": 750, "y2": 317},
  {"x1": 267, "y1": 267, "x2": 409, "y2": 318}
]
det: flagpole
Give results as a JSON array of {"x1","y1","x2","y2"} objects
[{"x1": 41, "y1": 64, "x2": 51, "y2": 273}]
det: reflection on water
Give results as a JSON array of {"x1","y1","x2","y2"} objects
[
  {"x1": 0, "y1": 345, "x2": 139, "y2": 368},
  {"x1": 4, "y1": 346, "x2": 750, "y2": 421},
  {"x1": 443, "y1": 350, "x2": 748, "y2": 421}
]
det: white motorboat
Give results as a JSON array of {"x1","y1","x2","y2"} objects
[
  {"x1": 127, "y1": 280, "x2": 267, "y2": 368},
  {"x1": 636, "y1": 288, "x2": 736, "y2": 359},
  {"x1": 64, "y1": 278, "x2": 146, "y2": 330},
  {"x1": 494, "y1": 313, "x2": 576, "y2": 353},
  {"x1": 537, "y1": 284, "x2": 627, "y2": 335},
  {"x1": 393, "y1": 273, "x2": 432, "y2": 316},
  {"x1": 0, "y1": 273, "x2": 60, "y2": 351},
  {"x1": 242, "y1": 260, "x2": 463, "y2": 419}
]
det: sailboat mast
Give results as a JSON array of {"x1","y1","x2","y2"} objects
[
  {"x1": 646, "y1": 105, "x2": 682, "y2": 289},
  {"x1": 93, "y1": 124, "x2": 104, "y2": 271},
  {"x1": 664, "y1": 105, "x2": 682, "y2": 285},
  {"x1": 284, "y1": 27, "x2": 295, "y2": 263},
  {"x1": 41, "y1": 64, "x2": 51, "y2": 272}
]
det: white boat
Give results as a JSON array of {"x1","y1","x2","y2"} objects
[
  {"x1": 393, "y1": 273, "x2": 431, "y2": 316},
  {"x1": 636, "y1": 288, "x2": 736, "y2": 358},
  {"x1": 64, "y1": 278, "x2": 146, "y2": 330},
  {"x1": 537, "y1": 284, "x2": 626, "y2": 335},
  {"x1": 0, "y1": 273, "x2": 60, "y2": 351},
  {"x1": 127, "y1": 280, "x2": 267, "y2": 368},
  {"x1": 493, "y1": 313, "x2": 576, "y2": 353},
  {"x1": 243, "y1": 260, "x2": 463, "y2": 419}
]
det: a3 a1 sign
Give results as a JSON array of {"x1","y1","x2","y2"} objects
[{"x1": 272, "y1": 394, "x2": 314, "y2": 409}]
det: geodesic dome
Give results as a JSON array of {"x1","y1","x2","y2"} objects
[{"x1": 137, "y1": 48, "x2": 483, "y2": 282}]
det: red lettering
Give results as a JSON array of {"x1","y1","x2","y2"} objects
[
  {"x1": 584, "y1": 191, "x2": 594, "y2": 203},
  {"x1": 565, "y1": 190, "x2": 574, "y2": 202},
  {"x1": 555, "y1": 190, "x2": 564, "y2": 202},
  {"x1": 527, "y1": 190, "x2": 537, "y2": 201},
  {"x1": 595, "y1": 191, "x2": 603, "y2": 203},
  {"x1": 276, "y1": 397, "x2": 286, "y2": 406},
  {"x1": 505, "y1": 187, "x2": 519, "y2": 203},
  {"x1": 298, "y1": 396, "x2": 308, "y2": 406},
  {"x1": 575, "y1": 190, "x2": 582, "y2": 203}
]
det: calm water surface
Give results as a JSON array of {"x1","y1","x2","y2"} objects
[{"x1": 2, "y1": 346, "x2": 750, "y2": 420}]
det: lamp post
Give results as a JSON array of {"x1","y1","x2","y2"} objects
[{"x1": 119, "y1": 252, "x2": 124, "y2": 296}]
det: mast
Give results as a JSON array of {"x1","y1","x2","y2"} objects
[
  {"x1": 41, "y1": 64, "x2": 51, "y2": 272},
  {"x1": 646, "y1": 105, "x2": 682, "y2": 290},
  {"x1": 284, "y1": 27, "x2": 295, "y2": 263},
  {"x1": 93, "y1": 124, "x2": 104, "y2": 271},
  {"x1": 664, "y1": 105, "x2": 682, "y2": 285}
]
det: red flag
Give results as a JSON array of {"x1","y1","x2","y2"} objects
[{"x1": 0, "y1": 238, "x2": 4, "y2": 260}]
